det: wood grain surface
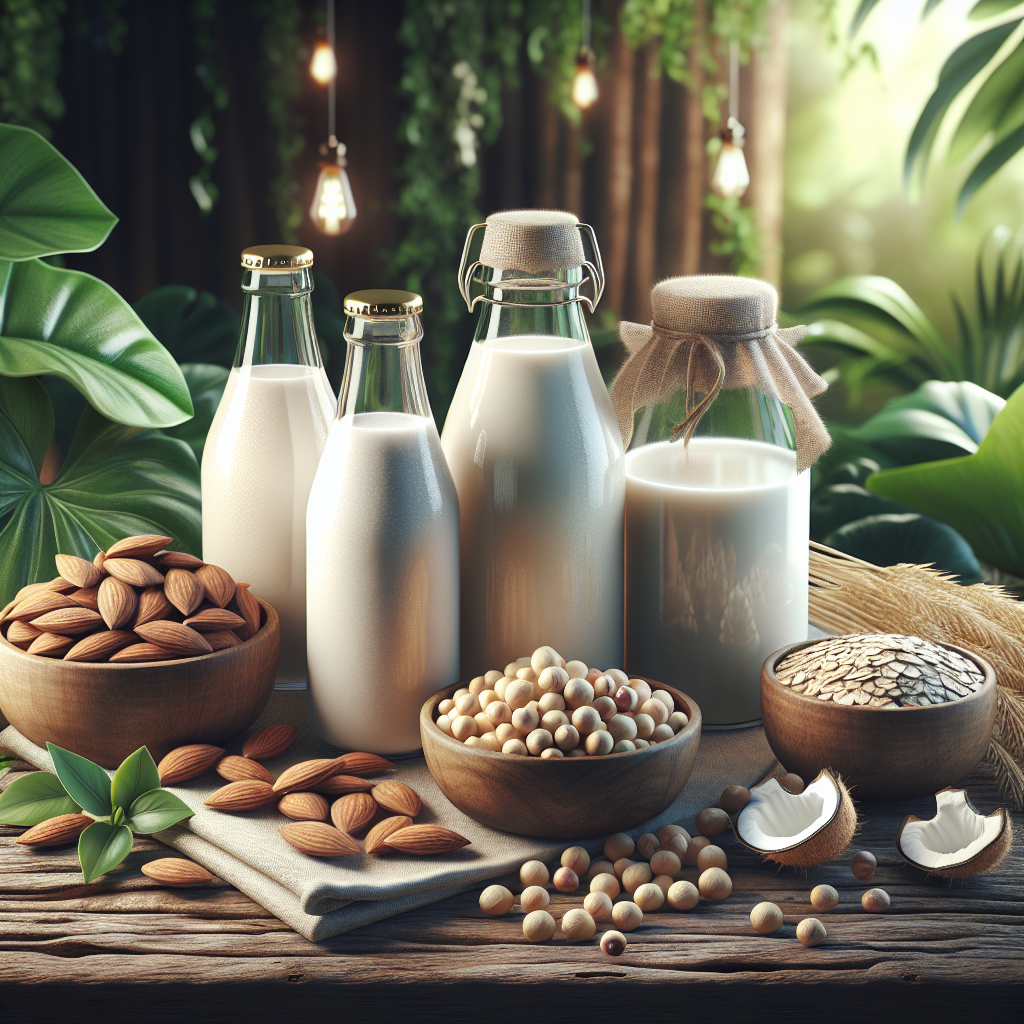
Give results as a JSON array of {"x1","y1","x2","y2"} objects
[{"x1": 1, "y1": 758, "x2": 1021, "y2": 1024}]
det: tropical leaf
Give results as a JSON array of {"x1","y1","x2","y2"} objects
[
  {"x1": 811, "y1": 483, "x2": 911, "y2": 540},
  {"x1": 924, "y1": 0, "x2": 952, "y2": 17},
  {"x1": 47, "y1": 743, "x2": 112, "y2": 818},
  {"x1": 0, "y1": 770, "x2": 80, "y2": 825},
  {"x1": 0, "y1": 378, "x2": 201, "y2": 605},
  {"x1": 110, "y1": 747, "x2": 161, "y2": 814},
  {"x1": 78, "y1": 820, "x2": 133, "y2": 884},
  {"x1": 0, "y1": 258, "x2": 192, "y2": 428},
  {"x1": 969, "y1": 1, "x2": 1024, "y2": 19},
  {"x1": 134, "y1": 285, "x2": 239, "y2": 367},
  {"x1": 867, "y1": 382, "x2": 1024, "y2": 576},
  {"x1": 848, "y1": 0, "x2": 882, "y2": 39},
  {"x1": 126, "y1": 788, "x2": 194, "y2": 834},
  {"x1": 957, "y1": 122, "x2": 1024, "y2": 216},
  {"x1": 948, "y1": 38, "x2": 1024, "y2": 162},
  {"x1": 162, "y1": 363, "x2": 229, "y2": 461},
  {"x1": 0, "y1": 124, "x2": 117, "y2": 261}
]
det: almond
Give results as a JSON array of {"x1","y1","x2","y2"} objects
[
  {"x1": 104, "y1": 557, "x2": 165, "y2": 588},
  {"x1": 15, "y1": 813, "x2": 94, "y2": 847},
  {"x1": 242, "y1": 723, "x2": 299, "y2": 761},
  {"x1": 64, "y1": 630, "x2": 137, "y2": 662},
  {"x1": 205, "y1": 630, "x2": 241, "y2": 651},
  {"x1": 232, "y1": 584, "x2": 261, "y2": 640},
  {"x1": 109, "y1": 642, "x2": 178, "y2": 664},
  {"x1": 184, "y1": 607, "x2": 246, "y2": 632},
  {"x1": 93, "y1": 550, "x2": 107, "y2": 571},
  {"x1": 55, "y1": 553, "x2": 104, "y2": 590},
  {"x1": 164, "y1": 568, "x2": 204, "y2": 616},
  {"x1": 97, "y1": 576, "x2": 138, "y2": 630},
  {"x1": 68, "y1": 586, "x2": 100, "y2": 611},
  {"x1": 30, "y1": 607, "x2": 104, "y2": 636},
  {"x1": 278, "y1": 821, "x2": 361, "y2": 857},
  {"x1": 216, "y1": 755, "x2": 273, "y2": 784},
  {"x1": 195, "y1": 563, "x2": 236, "y2": 608},
  {"x1": 205, "y1": 780, "x2": 276, "y2": 811},
  {"x1": 6, "y1": 590, "x2": 77, "y2": 622},
  {"x1": 158, "y1": 744, "x2": 225, "y2": 785},
  {"x1": 330, "y1": 792, "x2": 377, "y2": 834},
  {"x1": 333, "y1": 752, "x2": 397, "y2": 778},
  {"x1": 136, "y1": 585, "x2": 175, "y2": 627},
  {"x1": 278, "y1": 792, "x2": 330, "y2": 822},
  {"x1": 314, "y1": 774, "x2": 376, "y2": 796},
  {"x1": 272, "y1": 757, "x2": 347, "y2": 794},
  {"x1": 384, "y1": 824, "x2": 471, "y2": 855},
  {"x1": 155, "y1": 550, "x2": 205, "y2": 570},
  {"x1": 141, "y1": 857, "x2": 216, "y2": 886},
  {"x1": 364, "y1": 815, "x2": 414, "y2": 855},
  {"x1": 135, "y1": 620, "x2": 213, "y2": 657},
  {"x1": 5, "y1": 620, "x2": 42, "y2": 648},
  {"x1": 371, "y1": 780, "x2": 422, "y2": 817},
  {"x1": 106, "y1": 534, "x2": 173, "y2": 560},
  {"x1": 15, "y1": 811, "x2": 94, "y2": 843},
  {"x1": 13, "y1": 578, "x2": 76, "y2": 603},
  {"x1": 26, "y1": 632, "x2": 75, "y2": 657}
]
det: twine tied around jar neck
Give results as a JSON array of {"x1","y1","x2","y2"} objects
[{"x1": 610, "y1": 275, "x2": 831, "y2": 472}]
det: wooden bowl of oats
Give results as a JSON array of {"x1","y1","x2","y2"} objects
[{"x1": 761, "y1": 634, "x2": 996, "y2": 800}]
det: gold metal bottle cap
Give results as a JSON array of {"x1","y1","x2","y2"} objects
[
  {"x1": 344, "y1": 289, "x2": 423, "y2": 317},
  {"x1": 241, "y1": 244, "x2": 314, "y2": 270}
]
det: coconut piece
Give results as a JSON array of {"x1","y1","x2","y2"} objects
[
  {"x1": 896, "y1": 788, "x2": 1012, "y2": 879},
  {"x1": 733, "y1": 769, "x2": 857, "y2": 868}
]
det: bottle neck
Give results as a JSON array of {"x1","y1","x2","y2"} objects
[
  {"x1": 471, "y1": 267, "x2": 591, "y2": 345},
  {"x1": 337, "y1": 313, "x2": 431, "y2": 419},
  {"x1": 235, "y1": 267, "x2": 323, "y2": 369}
]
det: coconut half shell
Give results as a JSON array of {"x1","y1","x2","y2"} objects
[
  {"x1": 896, "y1": 788, "x2": 1012, "y2": 879},
  {"x1": 733, "y1": 769, "x2": 857, "y2": 868}
]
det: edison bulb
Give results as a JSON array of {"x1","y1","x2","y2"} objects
[
  {"x1": 310, "y1": 42, "x2": 337, "y2": 85},
  {"x1": 572, "y1": 59, "x2": 599, "y2": 110},
  {"x1": 711, "y1": 141, "x2": 749, "y2": 200},
  {"x1": 309, "y1": 164, "x2": 356, "y2": 235}
]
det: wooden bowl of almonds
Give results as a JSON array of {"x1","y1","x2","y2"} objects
[
  {"x1": 0, "y1": 535, "x2": 280, "y2": 767},
  {"x1": 761, "y1": 634, "x2": 997, "y2": 800}
]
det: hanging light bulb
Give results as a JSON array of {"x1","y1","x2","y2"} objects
[
  {"x1": 310, "y1": 142, "x2": 356, "y2": 236},
  {"x1": 572, "y1": 0, "x2": 598, "y2": 110},
  {"x1": 310, "y1": 42, "x2": 337, "y2": 85},
  {"x1": 711, "y1": 117, "x2": 750, "y2": 199}
]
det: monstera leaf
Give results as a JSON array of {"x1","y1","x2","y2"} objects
[
  {"x1": 0, "y1": 376, "x2": 201, "y2": 605},
  {"x1": 0, "y1": 124, "x2": 117, "y2": 261},
  {"x1": 134, "y1": 285, "x2": 240, "y2": 367},
  {"x1": 162, "y1": 362, "x2": 229, "y2": 461},
  {"x1": 0, "y1": 259, "x2": 192, "y2": 428}
]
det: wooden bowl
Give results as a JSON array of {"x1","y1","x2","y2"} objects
[
  {"x1": 761, "y1": 639, "x2": 997, "y2": 800},
  {"x1": 420, "y1": 680, "x2": 702, "y2": 839},
  {"x1": 0, "y1": 600, "x2": 279, "y2": 767}
]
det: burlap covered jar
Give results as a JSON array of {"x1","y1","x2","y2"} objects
[{"x1": 611, "y1": 275, "x2": 830, "y2": 728}]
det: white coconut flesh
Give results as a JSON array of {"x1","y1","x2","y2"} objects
[
  {"x1": 736, "y1": 774, "x2": 840, "y2": 851},
  {"x1": 899, "y1": 789, "x2": 1003, "y2": 869}
]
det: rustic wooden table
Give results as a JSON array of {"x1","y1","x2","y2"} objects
[{"x1": 1, "y1": 758, "x2": 1021, "y2": 1024}]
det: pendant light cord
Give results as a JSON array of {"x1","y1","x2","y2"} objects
[
  {"x1": 581, "y1": 0, "x2": 591, "y2": 51},
  {"x1": 327, "y1": 0, "x2": 337, "y2": 148},
  {"x1": 728, "y1": 41, "x2": 739, "y2": 124}
]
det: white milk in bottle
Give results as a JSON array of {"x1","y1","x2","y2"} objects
[
  {"x1": 306, "y1": 290, "x2": 459, "y2": 756},
  {"x1": 202, "y1": 245, "x2": 335, "y2": 685},
  {"x1": 442, "y1": 210, "x2": 624, "y2": 677}
]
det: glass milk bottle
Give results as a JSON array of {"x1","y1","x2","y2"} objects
[
  {"x1": 617, "y1": 276, "x2": 825, "y2": 728},
  {"x1": 442, "y1": 210, "x2": 624, "y2": 677},
  {"x1": 202, "y1": 245, "x2": 335, "y2": 686},
  {"x1": 306, "y1": 290, "x2": 459, "y2": 756}
]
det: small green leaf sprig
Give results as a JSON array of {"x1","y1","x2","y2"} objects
[{"x1": 0, "y1": 744, "x2": 192, "y2": 882}]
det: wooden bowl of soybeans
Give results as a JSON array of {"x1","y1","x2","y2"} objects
[{"x1": 420, "y1": 669, "x2": 702, "y2": 839}]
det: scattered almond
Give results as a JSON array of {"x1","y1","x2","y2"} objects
[
  {"x1": 371, "y1": 780, "x2": 422, "y2": 818},
  {"x1": 135, "y1": 621, "x2": 213, "y2": 657},
  {"x1": 205, "y1": 630, "x2": 241, "y2": 651},
  {"x1": 384, "y1": 825, "x2": 471, "y2": 855},
  {"x1": 205, "y1": 780, "x2": 276, "y2": 811},
  {"x1": 26, "y1": 632, "x2": 75, "y2": 657},
  {"x1": 93, "y1": 550, "x2": 107, "y2": 571},
  {"x1": 103, "y1": 557, "x2": 165, "y2": 588},
  {"x1": 272, "y1": 757, "x2": 346, "y2": 794},
  {"x1": 97, "y1": 576, "x2": 138, "y2": 630},
  {"x1": 109, "y1": 642, "x2": 178, "y2": 663},
  {"x1": 242, "y1": 723, "x2": 299, "y2": 761},
  {"x1": 164, "y1": 568, "x2": 204, "y2": 616},
  {"x1": 331, "y1": 792, "x2": 377, "y2": 834},
  {"x1": 158, "y1": 744, "x2": 225, "y2": 785},
  {"x1": 15, "y1": 814, "x2": 94, "y2": 847},
  {"x1": 64, "y1": 630, "x2": 137, "y2": 663},
  {"x1": 135, "y1": 585, "x2": 175, "y2": 627},
  {"x1": 141, "y1": 857, "x2": 216, "y2": 886},
  {"x1": 233, "y1": 584, "x2": 261, "y2": 640},
  {"x1": 106, "y1": 534, "x2": 173, "y2": 560},
  {"x1": 55, "y1": 553, "x2": 104, "y2": 590},
  {"x1": 6, "y1": 590, "x2": 77, "y2": 622},
  {"x1": 5, "y1": 620, "x2": 41, "y2": 648},
  {"x1": 364, "y1": 815, "x2": 414, "y2": 855},
  {"x1": 278, "y1": 792, "x2": 330, "y2": 822},
  {"x1": 155, "y1": 550, "x2": 205, "y2": 570},
  {"x1": 278, "y1": 821, "x2": 361, "y2": 857},
  {"x1": 216, "y1": 755, "x2": 273, "y2": 784},
  {"x1": 68, "y1": 586, "x2": 100, "y2": 611},
  {"x1": 333, "y1": 752, "x2": 396, "y2": 778},
  {"x1": 314, "y1": 774, "x2": 375, "y2": 796},
  {"x1": 29, "y1": 607, "x2": 104, "y2": 636},
  {"x1": 184, "y1": 608, "x2": 246, "y2": 632},
  {"x1": 195, "y1": 563, "x2": 235, "y2": 608}
]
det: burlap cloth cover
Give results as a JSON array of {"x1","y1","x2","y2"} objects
[
  {"x1": 477, "y1": 209, "x2": 585, "y2": 274},
  {"x1": 611, "y1": 276, "x2": 830, "y2": 471}
]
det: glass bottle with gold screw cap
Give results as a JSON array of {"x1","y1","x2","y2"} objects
[
  {"x1": 202, "y1": 245, "x2": 335, "y2": 687},
  {"x1": 306, "y1": 290, "x2": 459, "y2": 755}
]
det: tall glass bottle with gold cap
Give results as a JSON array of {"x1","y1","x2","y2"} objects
[{"x1": 201, "y1": 245, "x2": 335, "y2": 686}]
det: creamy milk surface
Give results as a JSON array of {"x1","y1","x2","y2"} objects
[
  {"x1": 306, "y1": 411, "x2": 459, "y2": 755},
  {"x1": 624, "y1": 437, "x2": 809, "y2": 727},
  {"x1": 441, "y1": 334, "x2": 625, "y2": 677},
  {"x1": 201, "y1": 363, "x2": 335, "y2": 683}
]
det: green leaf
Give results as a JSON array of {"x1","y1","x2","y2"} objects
[
  {"x1": 0, "y1": 124, "x2": 117, "y2": 261},
  {"x1": 924, "y1": 0, "x2": 951, "y2": 17},
  {"x1": 811, "y1": 483, "x2": 911, "y2": 541},
  {"x1": 0, "y1": 382, "x2": 201, "y2": 605},
  {"x1": 0, "y1": 258, "x2": 193, "y2": 428},
  {"x1": 957, "y1": 122, "x2": 1024, "y2": 216},
  {"x1": 848, "y1": 0, "x2": 882, "y2": 39},
  {"x1": 0, "y1": 754, "x2": 16, "y2": 780},
  {"x1": 867, "y1": 382, "x2": 1024, "y2": 576},
  {"x1": 948, "y1": 38, "x2": 1024, "y2": 162},
  {"x1": 110, "y1": 747, "x2": 160, "y2": 813},
  {"x1": 77, "y1": 820, "x2": 133, "y2": 883},
  {"x1": 133, "y1": 285, "x2": 239, "y2": 367},
  {"x1": 46, "y1": 743, "x2": 112, "y2": 818},
  {"x1": 162, "y1": 363, "x2": 229, "y2": 461},
  {"x1": 126, "y1": 788, "x2": 194, "y2": 834},
  {"x1": 0, "y1": 374, "x2": 52, "y2": 476},
  {"x1": 0, "y1": 770, "x2": 80, "y2": 825},
  {"x1": 969, "y1": 0, "x2": 1024, "y2": 19}
]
